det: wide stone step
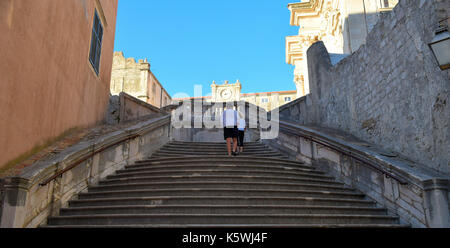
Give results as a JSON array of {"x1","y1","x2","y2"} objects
[
  {"x1": 77, "y1": 188, "x2": 365, "y2": 200},
  {"x1": 161, "y1": 145, "x2": 271, "y2": 152},
  {"x1": 155, "y1": 150, "x2": 280, "y2": 156},
  {"x1": 158, "y1": 148, "x2": 275, "y2": 153},
  {"x1": 151, "y1": 151, "x2": 283, "y2": 157},
  {"x1": 127, "y1": 162, "x2": 313, "y2": 172},
  {"x1": 151, "y1": 153, "x2": 285, "y2": 159},
  {"x1": 68, "y1": 195, "x2": 378, "y2": 207},
  {"x1": 43, "y1": 223, "x2": 410, "y2": 228},
  {"x1": 99, "y1": 178, "x2": 345, "y2": 188},
  {"x1": 160, "y1": 147, "x2": 271, "y2": 152},
  {"x1": 168, "y1": 141, "x2": 264, "y2": 147},
  {"x1": 134, "y1": 157, "x2": 307, "y2": 167},
  {"x1": 92, "y1": 181, "x2": 354, "y2": 193},
  {"x1": 139, "y1": 155, "x2": 305, "y2": 162},
  {"x1": 47, "y1": 213, "x2": 399, "y2": 225},
  {"x1": 120, "y1": 164, "x2": 322, "y2": 175},
  {"x1": 107, "y1": 169, "x2": 332, "y2": 181},
  {"x1": 59, "y1": 205, "x2": 388, "y2": 216},
  {"x1": 99, "y1": 174, "x2": 339, "y2": 185}
]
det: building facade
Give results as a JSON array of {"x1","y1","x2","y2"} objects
[
  {"x1": 110, "y1": 52, "x2": 172, "y2": 108},
  {"x1": 286, "y1": 0, "x2": 399, "y2": 97},
  {"x1": 175, "y1": 80, "x2": 297, "y2": 111},
  {"x1": 0, "y1": 0, "x2": 118, "y2": 170}
]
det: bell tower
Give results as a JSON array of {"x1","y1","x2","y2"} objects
[{"x1": 211, "y1": 80, "x2": 242, "y2": 102}]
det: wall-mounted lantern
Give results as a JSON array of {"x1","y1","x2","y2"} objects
[{"x1": 428, "y1": 18, "x2": 450, "y2": 70}]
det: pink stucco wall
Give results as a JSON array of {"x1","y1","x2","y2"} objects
[{"x1": 0, "y1": 0, "x2": 118, "y2": 169}]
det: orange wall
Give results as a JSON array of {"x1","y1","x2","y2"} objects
[{"x1": 0, "y1": 0, "x2": 118, "y2": 169}]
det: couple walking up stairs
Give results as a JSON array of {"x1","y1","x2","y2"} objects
[{"x1": 44, "y1": 141, "x2": 408, "y2": 227}]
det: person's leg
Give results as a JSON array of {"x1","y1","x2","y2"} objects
[
  {"x1": 226, "y1": 138, "x2": 232, "y2": 156},
  {"x1": 237, "y1": 131, "x2": 241, "y2": 147},
  {"x1": 239, "y1": 131, "x2": 244, "y2": 153},
  {"x1": 232, "y1": 137, "x2": 238, "y2": 153}
]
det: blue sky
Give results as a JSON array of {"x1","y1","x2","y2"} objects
[{"x1": 113, "y1": 0, "x2": 299, "y2": 97}]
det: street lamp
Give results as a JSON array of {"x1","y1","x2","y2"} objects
[{"x1": 428, "y1": 18, "x2": 450, "y2": 70}]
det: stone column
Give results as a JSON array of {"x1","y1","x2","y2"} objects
[
  {"x1": 423, "y1": 179, "x2": 450, "y2": 228},
  {"x1": 0, "y1": 177, "x2": 30, "y2": 228},
  {"x1": 211, "y1": 82, "x2": 217, "y2": 102},
  {"x1": 139, "y1": 61, "x2": 150, "y2": 103}
]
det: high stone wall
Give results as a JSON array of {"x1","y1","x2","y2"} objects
[{"x1": 279, "y1": 0, "x2": 450, "y2": 175}]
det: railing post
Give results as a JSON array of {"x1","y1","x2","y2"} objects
[
  {"x1": 0, "y1": 177, "x2": 29, "y2": 228},
  {"x1": 423, "y1": 179, "x2": 450, "y2": 227}
]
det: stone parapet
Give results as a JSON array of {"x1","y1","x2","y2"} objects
[
  {"x1": 106, "y1": 92, "x2": 167, "y2": 125},
  {"x1": 118, "y1": 92, "x2": 165, "y2": 123},
  {"x1": 170, "y1": 100, "x2": 263, "y2": 142},
  {"x1": 0, "y1": 115, "x2": 171, "y2": 228},
  {"x1": 261, "y1": 121, "x2": 449, "y2": 227}
]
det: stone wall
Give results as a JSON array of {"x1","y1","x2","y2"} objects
[
  {"x1": 110, "y1": 52, "x2": 172, "y2": 108},
  {"x1": 170, "y1": 100, "x2": 265, "y2": 142},
  {"x1": 280, "y1": 0, "x2": 450, "y2": 175}
]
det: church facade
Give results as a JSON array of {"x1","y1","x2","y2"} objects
[{"x1": 286, "y1": 0, "x2": 399, "y2": 97}]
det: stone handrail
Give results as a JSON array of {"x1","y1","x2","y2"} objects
[{"x1": 0, "y1": 114, "x2": 171, "y2": 228}]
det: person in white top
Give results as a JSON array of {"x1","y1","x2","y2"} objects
[
  {"x1": 237, "y1": 112, "x2": 246, "y2": 154},
  {"x1": 222, "y1": 103, "x2": 238, "y2": 156}
]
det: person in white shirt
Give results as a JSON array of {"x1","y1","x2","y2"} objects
[
  {"x1": 222, "y1": 104, "x2": 238, "y2": 156},
  {"x1": 237, "y1": 112, "x2": 246, "y2": 154}
]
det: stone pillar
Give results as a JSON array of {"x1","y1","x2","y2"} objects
[
  {"x1": 0, "y1": 177, "x2": 30, "y2": 228},
  {"x1": 423, "y1": 179, "x2": 450, "y2": 228},
  {"x1": 211, "y1": 82, "x2": 217, "y2": 102},
  {"x1": 306, "y1": 41, "x2": 332, "y2": 124},
  {"x1": 139, "y1": 61, "x2": 150, "y2": 103}
]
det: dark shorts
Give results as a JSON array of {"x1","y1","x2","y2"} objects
[
  {"x1": 238, "y1": 130, "x2": 245, "y2": 147},
  {"x1": 224, "y1": 126, "x2": 238, "y2": 140}
]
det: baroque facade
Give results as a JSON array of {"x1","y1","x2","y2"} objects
[
  {"x1": 110, "y1": 52, "x2": 172, "y2": 108},
  {"x1": 174, "y1": 80, "x2": 297, "y2": 111},
  {"x1": 286, "y1": 0, "x2": 398, "y2": 97}
]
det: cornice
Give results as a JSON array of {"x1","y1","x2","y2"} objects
[
  {"x1": 288, "y1": 0, "x2": 323, "y2": 26},
  {"x1": 286, "y1": 34, "x2": 320, "y2": 65}
]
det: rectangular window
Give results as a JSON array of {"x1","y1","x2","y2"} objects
[
  {"x1": 284, "y1": 97, "x2": 292, "y2": 102},
  {"x1": 261, "y1": 98, "x2": 269, "y2": 103},
  {"x1": 89, "y1": 10, "x2": 103, "y2": 75},
  {"x1": 381, "y1": 0, "x2": 390, "y2": 8}
]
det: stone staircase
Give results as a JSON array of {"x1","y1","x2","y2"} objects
[{"x1": 44, "y1": 141, "x2": 408, "y2": 227}]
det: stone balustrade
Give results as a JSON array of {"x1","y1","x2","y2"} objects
[
  {"x1": 257, "y1": 120, "x2": 449, "y2": 227},
  {"x1": 0, "y1": 115, "x2": 171, "y2": 228}
]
